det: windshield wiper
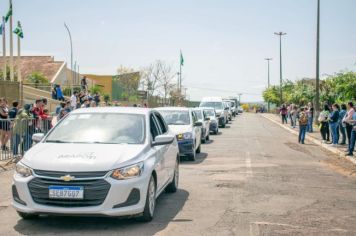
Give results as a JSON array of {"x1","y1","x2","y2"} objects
[{"x1": 45, "y1": 140, "x2": 69, "y2": 143}]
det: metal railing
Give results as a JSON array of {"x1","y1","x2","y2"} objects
[{"x1": 0, "y1": 117, "x2": 53, "y2": 161}]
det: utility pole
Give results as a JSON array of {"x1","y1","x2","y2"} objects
[
  {"x1": 274, "y1": 31, "x2": 286, "y2": 105},
  {"x1": 237, "y1": 93, "x2": 242, "y2": 106},
  {"x1": 265, "y1": 58, "x2": 273, "y2": 112},
  {"x1": 315, "y1": 0, "x2": 320, "y2": 114},
  {"x1": 64, "y1": 22, "x2": 73, "y2": 95}
]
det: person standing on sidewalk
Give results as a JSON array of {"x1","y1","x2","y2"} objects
[
  {"x1": 343, "y1": 102, "x2": 355, "y2": 150},
  {"x1": 307, "y1": 102, "x2": 314, "y2": 132},
  {"x1": 345, "y1": 109, "x2": 356, "y2": 156},
  {"x1": 291, "y1": 105, "x2": 298, "y2": 129},
  {"x1": 280, "y1": 104, "x2": 288, "y2": 124},
  {"x1": 339, "y1": 104, "x2": 347, "y2": 145},
  {"x1": 319, "y1": 104, "x2": 330, "y2": 143},
  {"x1": 298, "y1": 107, "x2": 308, "y2": 144},
  {"x1": 329, "y1": 104, "x2": 340, "y2": 146}
]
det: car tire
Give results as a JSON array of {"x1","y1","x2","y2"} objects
[
  {"x1": 206, "y1": 135, "x2": 210, "y2": 141},
  {"x1": 196, "y1": 143, "x2": 201, "y2": 154},
  {"x1": 140, "y1": 175, "x2": 156, "y2": 222},
  {"x1": 202, "y1": 136, "x2": 206, "y2": 143},
  {"x1": 17, "y1": 211, "x2": 39, "y2": 220},
  {"x1": 166, "y1": 158, "x2": 179, "y2": 193}
]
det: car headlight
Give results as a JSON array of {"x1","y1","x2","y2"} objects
[
  {"x1": 15, "y1": 162, "x2": 32, "y2": 177},
  {"x1": 110, "y1": 162, "x2": 144, "y2": 180},
  {"x1": 177, "y1": 132, "x2": 192, "y2": 140}
]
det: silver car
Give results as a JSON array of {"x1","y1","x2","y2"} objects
[{"x1": 192, "y1": 108, "x2": 210, "y2": 143}]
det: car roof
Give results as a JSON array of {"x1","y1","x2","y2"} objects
[
  {"x1": 199, "y1": 107, "x2": 215, "y2": 110},
  {"x1": 155, "y1": 107, "x2": 191, "y2": 111},
  {"x1": 70, "y1": 107, "x2": 151, "y2": 115}
]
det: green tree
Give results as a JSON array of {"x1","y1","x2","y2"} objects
[
  {"x1": 89, "y1": 85, "x2": 102, "y2": 95},
  {"x1": 25, "y1": 72, "x2": 49, "y2": 88}
]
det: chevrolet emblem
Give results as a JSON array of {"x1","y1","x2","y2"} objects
[{"x1": 60, "y1": 174, "x2": 75, "y2": 182}]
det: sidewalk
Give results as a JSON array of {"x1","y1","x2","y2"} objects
[{"x1": 261, "y1": 113, "x2": 356, "y2": 165}]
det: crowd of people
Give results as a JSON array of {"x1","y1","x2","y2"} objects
[
  {"x1": 0, "y1": 97, "x2": 52, "y2": 156},
  {"x1": 279, "y1": 102, "x2": 356, "y2": 156}
]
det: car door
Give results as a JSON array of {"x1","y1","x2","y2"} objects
[
  {"x1": 191, "y1": 111, "x2": 201, "y2": 147},
  {"x1": 154, "y1": 112, "x2": 175, "y2": 183},
  {"x1": 149, "y1": 113, "x2": 166, "y2": 192}
]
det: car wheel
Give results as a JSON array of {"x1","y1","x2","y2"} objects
[
  {"x1": 206, "y1": 135, "x2": 210, "y2": 141},
  {"x1": 196, "y1": 143, "x2": 201, "y2": 154},
  {"x1": 202, "y1": 136, "x2": 206, "y2": 143},
  {"x1": 166, "y1": 158, "x2": 179, "y2": 193},
  {"x1": 17, "y1": 211, "x2": 39, "y2": 220},
  {"x1": 140, "y1": 175, "x2": 156, "y2": 222}
]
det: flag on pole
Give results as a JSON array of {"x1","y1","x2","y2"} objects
[
  {"x1": 180, "y1": 51, "x2": 184, "y2": 66},
  {"x1": 13, "y1": 21, "x2": 23, "y2": 38},
  {"x1": 0, "y1": 24, "x2": 3, "y2": 35},
  {"x1": 5, "y1": 2, "x2": 12, "y2": 23}
]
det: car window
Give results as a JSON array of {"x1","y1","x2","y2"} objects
[
  {"x1": 150, "y1": 114, "x2": 160, "y2": 141},
  {"x1": 45, "y1": 113, "x2": 145, "y2": 144},
  {"x1": 194, "y1": 110, "x2": 203, "y2": 120},
  {"x1": 191, "y1": 111, "x2": 198, "y2": 123},
  {"x1": 154, "y1": 112, "x2": 168, "y2": 134},
  {"x1": 158, "y1": 110, "x2": 191, "y2": 125}
]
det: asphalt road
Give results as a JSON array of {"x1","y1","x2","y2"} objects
[{"x1": 1, "y1": 113, "x2": 356, "y2": 236}]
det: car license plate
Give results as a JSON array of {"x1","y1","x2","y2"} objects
[{"x1": 49, "y1": 186, "x2": 84, "y2": 199}]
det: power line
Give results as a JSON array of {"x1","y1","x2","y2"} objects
[{"x1": 185, "y1": 85, "x2": 261, "y2": 96}]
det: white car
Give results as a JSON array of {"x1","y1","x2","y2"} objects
[
  {"x1": 12, "y1": 107, "x2": 179, "y2": 222},
  {"x1": 223, "y1": 101, "x2": 232, "y2": 122},
  {"x1": 192, "y1": 108, "x2": 210, "y2": 143},
  {"x1": 199, "y1": 97, "x2": 228, "y2": 128},
  {"x1": 201, "y1": 107, "x2": 219, "y2": 135},
  {"x1": 156, "y1": 107, "x2": 202, "y2": 161}
]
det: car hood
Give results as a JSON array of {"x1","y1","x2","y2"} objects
[
  {"x1": 168, "y1": 125, "x2": 193, "y2": 135},
  {"x1": 21, "y1": 143, "x2": 147, "y2": 172}
]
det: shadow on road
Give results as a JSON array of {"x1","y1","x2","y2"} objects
[
  {"x1": 180, "y1": 152, "x2": 208, "y2": 165},
  {"x1": 14, "y1": 189, "x2": 189, "y2": 235},
  {"x1": 204, "y1": 139, "x2": 214, "y2": 145}
]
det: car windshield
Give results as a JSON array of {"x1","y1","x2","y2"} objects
[
  {"x1": 200, "y1": 102, "x2": 223, "y2": 110},
  {"x1": 194, "y1": 110, "x2": 203, "y2": 120},
  {"x1": 45, "y1": 113, "x2": 145, "y2": 144},
  {"x1": 204, "y1": 109, "x2": 215, "y2": 117},
  {"x1": 159, "y1": 110, "x2": 191, "y2": 125}
]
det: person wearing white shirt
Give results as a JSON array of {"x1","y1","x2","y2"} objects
[{"x1": 70, "y1": 91, "x2": 78, "y2": 110}]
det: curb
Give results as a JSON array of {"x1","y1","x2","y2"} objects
[{"x1": 261, "y1": 114, "x2": 356, "y2": 165}]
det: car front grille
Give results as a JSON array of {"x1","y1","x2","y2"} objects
[
  {"x1": 28, "y1": 178, "x2": 111, "y2": 207},
  {"x1": 33, "y1": 170, "x2": 108, "y2": 178}
]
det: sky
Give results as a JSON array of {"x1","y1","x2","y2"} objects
[{"x1": 1, "y1": 0, "x2": 355, "y2": 102}]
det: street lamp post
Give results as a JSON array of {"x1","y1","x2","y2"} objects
[
  {"x1": 265, "y1": 58, "x2": 273, "y2": 112},
  {"x1": 64, "y1": 22, "x2": 74, "y2": 95},
  {"x1": 274, "y1": 31, "x2": 286, "y2": 105},
  {"x1": 315, "y1": 0, "x2": 321, "y2": 114}
]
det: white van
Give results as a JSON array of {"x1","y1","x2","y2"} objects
[{"x1": 199, "y1": 97, "x2": 228, "y2": 128}]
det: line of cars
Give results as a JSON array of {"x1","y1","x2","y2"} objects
[{"x1": 12, "y1": 96, "x2": 241, "y2": 222}]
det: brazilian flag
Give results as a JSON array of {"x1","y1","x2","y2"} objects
[{"x1": 13, "y1": 21, "x2": 23, "y2": 38}]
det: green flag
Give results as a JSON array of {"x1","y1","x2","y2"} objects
[
  {"x1": 13, "y1": 21, "x2": 23, "y2": 38},
  {"x1": 180, "y1": 51, "x2": 184, "y2": 66},
  {"x1": 5, "y1": 2, "x2": 12, "y2": 23}
]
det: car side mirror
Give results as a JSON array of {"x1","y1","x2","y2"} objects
[
  {"x1": 32, "y1": 133, "x2": 44, "y2": 143},
  {"x1": 224, "y1": 107, "x2": 229, "y2": 110},
  {"x1": 204, "y1": 117, "x2": 210, "y2": 121},
  {"x1": 152, "y1": 134, "x2": 175, "y2": 146},
  {"x1": 194, "y1": 121, "x2": 203, "y2": 127}
]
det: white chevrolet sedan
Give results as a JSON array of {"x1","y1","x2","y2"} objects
[{"x1": 12, "y1": 107, "x2": 179, "y2": 222}]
